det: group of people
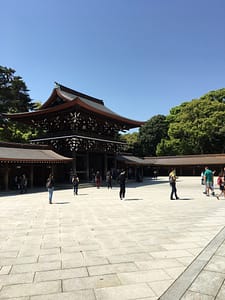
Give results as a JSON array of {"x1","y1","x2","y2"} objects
[
  {"x1": 202, "y1": 166, "x2": 225, "y2": 200},
  {"x1": 46, "y1": 169, "x2": 127, "y2": 204},
  {"x1": 94, "y1": 169, "x2": 126, "y2": 200},
  {"x1": 169, "y1": 166, "x2": 225, "y2": 201},
  {"x1": 15, "y1": 174, "x2": 28, "y2": 194}
]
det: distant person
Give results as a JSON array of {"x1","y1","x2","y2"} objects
[
  {"x1": 106, "y1": 171, "x2": 112, "y2": 189},
  {"x1": 20, "y1": 174, "x2": 27, "y2": 194},
  {"x1": 216, "y1": 172, "x2": 225, "y2": 200},
  {"x1": 118, "y1": 170, "x2": 126, "y2": 200},
  {"x1": 153, "y1": 170, "x2": 158, "y2": 180},
  {"x1": 46, "y1": 174, "x2": 55, "y2": 204},
  {"x1": 95, "y1": 171, "x2": 102, "y2": 189},
  {"x1": 201, "y1": 171, "x2": 205, "y2": 185},
  {"x1": 72, "y1": 174, "x2": 79, "y2": 195},
  {"x1": 169, "y1": 168, "x2": 179, "y2": 200},
  {"x1": 204, "y1": 166, "x2": 215, "y2": 197}
]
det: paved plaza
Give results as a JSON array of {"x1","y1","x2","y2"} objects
[{"x1": 1, "y1": 177, "x2": 225, "y2": 299}]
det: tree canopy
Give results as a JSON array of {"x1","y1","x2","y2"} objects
[
  {"x1": 138, "y1": 114, "x2": 168, "y2": 156},
  {"x1": 157, "y1": 89, "x2": 225, "y2": 155},
  {"x1": 0, "y1": 66, "x2": 39, "y2": 142}
]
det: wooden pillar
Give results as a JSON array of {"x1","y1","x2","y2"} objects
[
  {"x1": 114, "y1": 155, "x2": 117, "y2": 171},
  {"x1": 86, "y1": 152, "x2": 89, "y2": 181},
  {"x1": 72, "y1": 151, "x2": 76, "y2": 174},
  {"x1": 104, "y1": 153, "x2": 107, "y2": 179},
  {"x1": 30, "y1": 165, "x2": 34, "y2": 188},
  {"x1": 4, "y1": 164, "x2": 9, "y2": 191}
]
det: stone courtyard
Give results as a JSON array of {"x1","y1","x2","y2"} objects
[{"x1": 1, "y1": 177, "x2": 225, "y2": 299}]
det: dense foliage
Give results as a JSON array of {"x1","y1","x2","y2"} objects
[
  {"x1": 124, "y1": 88, "x2": 225, "y2": 156},
  {"x1": 157, "y1": 90, "x2": 225, "y2": 155},
  {"x1": 0, "y1": 66, "x2": 39, "y2": 142},
  {"x1": 138, "y1": 115, "x2": 168, "y2": 156}
]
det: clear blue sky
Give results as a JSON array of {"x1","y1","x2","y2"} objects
[{"x1": 1, "y1": 0, "x2": 225, "y2": 124}]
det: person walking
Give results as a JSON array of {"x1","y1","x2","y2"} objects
[
  {"x1": 95, "y1": 171, "x2": 101, "y2": 189},
  {"x1": 72, "y1": 174, "x2": 79, "y2": 195},
  {"x1": 46, "y1": 173, "x2": 55, "y2": 204},
  {"x1": 169, "y1": 168, "x2": 179, "y2": 200},
  {"x1": 118, "y1": 170, "x2": 126, "y2": 200},
  {"x1": 106, "y1": 171, "x2": 112, "y2": 189},
  {"x1": 216, "y1": 172, "x2": 225, "y2": 200},
  {"x1": 20, "y1": 174, "x2": 27, "y2": 194},
  {"x1": 204, "y1": 166, "x2": 215, "y2": 197}
]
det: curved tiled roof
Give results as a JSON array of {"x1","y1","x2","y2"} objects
[
  {"x1": 0, "y1": 142, "x2": 72, "y2": 164},
  {"x1": 3, "y1": 83, "x2": 145, "y2": 128},
  {"x1": 144, "y1": 154, "x2": 225, "y2": 166}
]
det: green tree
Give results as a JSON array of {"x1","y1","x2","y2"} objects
[
  {"x1": 0, "y1": 66, "x2": 38, "y2": 142},
  {"x1": 157, "y1": 94, "x2": 225, "y2": 155},
  {"x1": 119, "y1": 131, "x2": 140, "y2": 154},
  {"x1": 138, "y1": 114, "x2": 168, "y2": 156}
]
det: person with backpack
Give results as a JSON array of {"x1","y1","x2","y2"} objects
[
  {"x1": 169, "y1": 168, "x2": 179, "y2": 200},
  {"x1": 72, "y1": 174, "x2": 79, "y2": 195}
]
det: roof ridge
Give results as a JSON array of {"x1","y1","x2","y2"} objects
[{"x1": 55, "y1": 82, "x2": 104, "y2": 105}]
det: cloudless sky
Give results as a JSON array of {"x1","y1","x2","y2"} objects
[{"x1": 1, "y1": 0, "x2": 225, "y2": 125}]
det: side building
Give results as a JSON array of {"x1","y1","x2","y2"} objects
[
  {"x1": 4, "y1": 83, "x2": 145, "y2": 182},
  {"x1": 0, "y1": 141, "x2": 72, "y2": 191}
]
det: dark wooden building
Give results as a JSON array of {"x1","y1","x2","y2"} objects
[
  {"x1": 4, "y1": 83, "x2": 144, "y2": 181},
  {"x1": 0, "y1": 142, "x2": 72, "y2": 191},
  {"x1": 144, "y1": 154, "x2": 225, "y2": 176}
]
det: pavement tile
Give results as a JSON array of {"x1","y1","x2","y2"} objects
[
  {"x1": 63, "y1": 274, "x2": 121, "y2": 291},
  {"x1": 215, "y1": 281, "x2": 225, "y2": 299},
  {"x1": 62, "y1": 255, "x2": 109, "y2": 269},
  {"x1": 95, "y1": 283, "x2": 155, "y2": 300},
  {"x1": 0, "y1": 250, "x2": 18, "y2": 258},
  {"x1": 164, "y1": 266, "x2": 186, "y2": 279},
  {"x1": 149, "y1": 249, "x2": 192, "y2": 259},
  {"x1": 107, "y1": 253, "x2": 153, "y2": 264},
  {"x1": 181, "y1": 290, "x2": 214, "y2": 299},
  {"x1": 188, "y1": 270, "x2": 225, "y2": 296},
  {"x1": 88, "y1": 262, "x2": 138, "y2": 276},
  {"x1": 30, "y1": 290, "x2": 96, "y2": 300},
  {"x1": 176, "y1": 256, "x2": 195, "y2": 266},
  {"x1": 0, "y1": 255, "x2": 38, "y2": 266},
  {"x1": 11, "y1": 261, "x2": 61, "y2": 274},
  {"x1": 0, "y1": 272, "x2": 34, "y2": 286},
  {"x1": 215, "y1": 243, "x2": 225, "y2": 257},
  {"x1": 205, "y1": 255, "x2": 225, "y2": 273},
  {"x1": 35, "y1": 267, "x2": 88, "y2": 282},
  {"x1": 161, "y1": 243, "x2": 200, "y2": 251},
  {"x1": 117, "y1": 269, "x2": 171, "y2": 284},
  {"x1": 0, "y1": 265, "x2": 11, "y2": 275},
  {"x1": 135, "y1": 258, "x2": 184, "y2": 270},
  {"x1": 0, "y1": 280, "x2": 61, "y2": 298},
  {"x1": 148, "y1": 279, "x2": 174, "y2": 297},
  {"x1": 38, "y1": 253, "x2": 61, "y2": 262}
]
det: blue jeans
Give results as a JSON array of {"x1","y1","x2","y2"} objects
[{"x1": 48, "y1": 187, "x2": 54, "y2": 203}]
